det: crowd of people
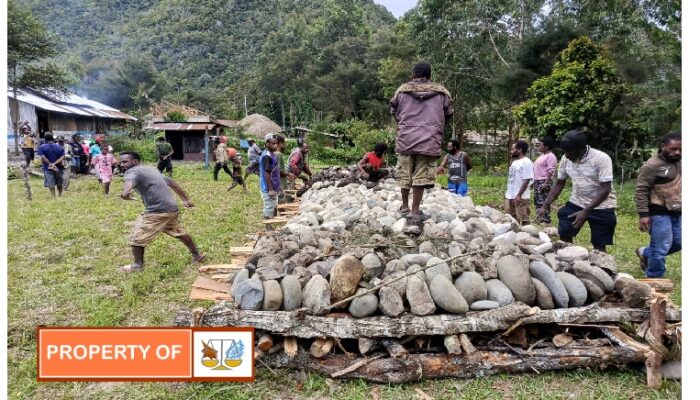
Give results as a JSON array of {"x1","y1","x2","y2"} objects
[{"x1": 22, "y1": 61, "x2": 681, "y2": 280}]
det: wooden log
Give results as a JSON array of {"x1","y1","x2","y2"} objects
[
  {"x1": 260, "y1": 341, "x2": 647, "y2": 383},
  {"x1": 359, "y1": 338, "x2": 379, "y2": 355},
  {"x1": 310, "y1": 338, "x2": 335, "y2": 358},
  {"x1": 21, "y1": 165, "x2": 32, "y2": 201},
  {"x1": 257, "y1": 334, "x2": 274, "y2": 351},
  {"x1": 176, "y1": 303, "x2": 682, "y2": 338},
  {"x1": 382, "y1": 339, "x2": 408, "y2": 359},
  {"x1": 646, "y1": 298, "x2": 667, "y2": 389}
]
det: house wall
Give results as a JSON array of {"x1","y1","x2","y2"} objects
[{"x1": 6, "y1": 100, "x2": 38, "y2": 134}]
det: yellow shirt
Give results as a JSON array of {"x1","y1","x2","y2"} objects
[{"x1": 22, "y1": 134, "x2": 35, "y2": 148}]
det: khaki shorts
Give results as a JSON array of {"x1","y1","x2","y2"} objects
[
  {"x1": 505, "y1": 199, "x2": 531, "y2": 225},
  {"x1": 396, "y1": 154, "x2": 439, "y2": 189},
  {"x1": 128, "y1": 211, "x2": 186, "y2": 247}
]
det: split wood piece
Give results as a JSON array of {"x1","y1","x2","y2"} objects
[
  {"x1": 637, "y1": 279, "x2": 675, "y2": 293},
  {"x1": 257, "y1": 334, "x2": 274, "y2": 351},
  {"x1": 310, "y1": 338, "x2": 335, "y2": 358},
  {"x1": 192, "y1": 277, "x2": 231, "y2": 294},
  {"x1": 382, "y1": 339, "x2": 408, "y2": 359},
  {"x1": 263, "y1": 217, "x2": 289, "y2": 224},
  {"x1": 600, "y1": 327, "x2": 651, "y2": 355},
  {"x1": 229, "y1": 246, "x2": 254, "y2": 257},
  {"x1": 259, "y1": 342, "x2": 647, "y2": 383},
  {"x1": 284, "y1": 337, "x2": 298, "y2": 358},
  {"x1": 280, "y1": 211, "x2": 299, "y2": 216},
  {"x1": 359, "y1": 338, "x2": 379, "y2": 355},
  {"x1": 210, "y1": 273, "x2": 233, "y2": 282},
  {"x1": 189, "y1": 287, "x2": 232, "y2": 301},
  {"x1": 646, "y1": 297, "x2": 667, "y2": 389},
  {"x1": 444, "y1": 336, "x2": 462, "y2": 354},
  {"x1": 331, "y1": 354, "x2": 387, "y2": 378},
  {"x1": 173, "y1": 303, "x2": 682, "y2": 339},
  {"x1": 458, "y1": 334, "x2": 477, "y2": 354},
  {"x1": 191, "y1": 307, "x2": 205, "y2": 327},
  {"x1": 198, "y1": 264, "x2": 243, "y2": 273}
]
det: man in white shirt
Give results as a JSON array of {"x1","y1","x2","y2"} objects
[
  {"x1": 505, "y1": 140, "x2": 534, "y2": 225},
  {"x1": 537, "y1": 129, "x2": 617, "y2": 252}
]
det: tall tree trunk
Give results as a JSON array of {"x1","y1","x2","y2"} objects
[
  {"x1": 280, "y1": 99, "x2": 286, "y2": 130},
  {"x1": 11, "y1": 85, "x2": 21, "y2": 156}
]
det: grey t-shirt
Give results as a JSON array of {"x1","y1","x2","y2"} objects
[{"x1": 124, "y1": 165, "x2": 179, "y2": 213}]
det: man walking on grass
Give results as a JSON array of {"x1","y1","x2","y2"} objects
[
  {"x1": 213, "y1": 136, "x2": 233, "y2": 181},
  {"x1": 117, "y1": 151, "x2": 205, "y2": 272},
  {"x1": 56, "y1": 136, "x2": 72, "y2": 191},
  {"x1": 36, "y1": 133, "x2": 65, "y2": 198},
  {"x1": 505, "y1": 140, "x2": 534, "y2": 225},
  {"x1": 156, "y1": 137, "x2": 174, "y2": 178},
  {"x1": 635, "y1": 132, "x2": 681, "y2": 278},
  {"x1": 390, "y1": 61, "x2": 454, "y2": 223},
  {"x1": 537, "y1": 129, "x2": 617, "y2": 253}
]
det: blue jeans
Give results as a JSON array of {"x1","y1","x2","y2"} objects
[
  {"x1": 448, "y1": 181, "x2": 468, "y2": 196},
  {"x1": 643, "y1": 214, "x2": 681, "y2": 278}
]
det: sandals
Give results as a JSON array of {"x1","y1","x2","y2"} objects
[
  {"x1": 407, "y1": 210, "x2": 431, "y2": 223},
  {"x1": 192, "y1": 253, "x2": 207, "y2": 265}
]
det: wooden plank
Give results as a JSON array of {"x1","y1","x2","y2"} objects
[
  {"x1": 210, "y1": 273, "x2": 233, "y2": 282},
  {"x1": 263, "y1": 217, "x2": 288, "y2": 224},
  {"x1": 230, "y1": 247, "x2": 254, "y2": 256},
  {"x1": 192, "y1": 277, "x2": 231, "y2": 294},
  {"x1": 198, "y1": 264, "x2": 243, "y2": 273},
  {"x1": 189, "y1": 287, "x2": 232, "y2": 301},
  {"x1": 174, "y1": 303, "x2": 683, "y2": 338},
  {"x1": 637, "y1": 278, "x2": 675, "y2": 293},
  {"x1": 646, "y1": 298, "x2": 667, "y2": 388}
]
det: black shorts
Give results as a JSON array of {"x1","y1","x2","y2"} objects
[
  {"x1": 22, "y1": 148, "x2": 34, "y2": 161},
  {"x1": 157, "y1": 158, "x2": 173, "y2": 172},
  {"x1": 557, "y1": 202, "x2": 617, "y2": 247}
]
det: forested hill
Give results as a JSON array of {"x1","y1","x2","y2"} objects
[{"x1": 18, "y1": 0, "x2": 396, "y2": 118}]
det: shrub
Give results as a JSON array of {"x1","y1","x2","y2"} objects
[{"x1": 109, "y1": 134, "x2": 158, "y2": 163}]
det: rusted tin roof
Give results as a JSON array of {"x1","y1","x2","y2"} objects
[
  {"x1": 145, "y1": 122, "x2": 216, "y2": 131},
  {"x1": 8, "y1": 87, "x2": 137, "y2": 121}
]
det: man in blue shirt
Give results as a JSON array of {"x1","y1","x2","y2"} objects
[
  {"x1": 259, "y1": 133, "x2": 281, "y2": 228},
  {"x1": 36, "y1": 133, "x2": 66, "y2": 198}
]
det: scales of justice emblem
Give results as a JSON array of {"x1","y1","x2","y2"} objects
[{"x1": 200, "y1": 339, "x2": 245, "y2": 370}]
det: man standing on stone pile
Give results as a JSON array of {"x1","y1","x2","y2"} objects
[
  {"x1": 537, "y1": 129, "x2": 617, "y2": 253},
  {"x1": 505, "y1": 140, "x2": 534, "y2": 225},
  {"x1": 390, "y1": 61, "x2": 454, "y2": 222},
  {"x1": 634, "y1": 132, "x2": 681, "y2": 278},
  {"x1": 287, "y1": 141, "x2": 313, "y2": 189}
]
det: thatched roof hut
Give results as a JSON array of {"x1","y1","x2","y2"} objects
[{"x1": 240, "y1": 113, "x2": 281, "y2": 139}]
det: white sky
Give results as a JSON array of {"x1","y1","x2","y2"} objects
[{"x1": 374, "y1": 0, "x2": 418, "y2": 18}]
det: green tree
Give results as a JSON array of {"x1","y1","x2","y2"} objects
[
  {"x1": 8, "y1": 0, "x2": 71, "y2": 154},
  {"x1": 514, "y1": 36, "x2": 625, "y2": 152}
]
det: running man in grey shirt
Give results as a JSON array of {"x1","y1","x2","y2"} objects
[{"x1": 118, "y1": 151, "x2": 206, "y2": 272}]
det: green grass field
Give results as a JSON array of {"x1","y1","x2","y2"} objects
[{"x1": 7, "y1": 164, "x2": 681, "y2": 399}]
